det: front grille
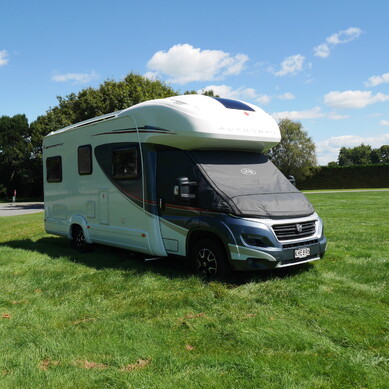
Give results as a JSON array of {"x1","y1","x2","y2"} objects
[
  {"x1": 282, "y1": 239, "x2": 319, "y2": 249},
  {"x1": 272, "y1": 221, "x2": 316, "y2": 241}
]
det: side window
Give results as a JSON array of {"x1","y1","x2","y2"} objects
[
  {"x1": 112, "y1": 147, "x2": 139, "y2": 180},
  {"x1": 46, "y1": 156, "x2": 62, "y2": 183},
  {"x1": 78, "y1": 145, "x2": 92, "y2": 175}
]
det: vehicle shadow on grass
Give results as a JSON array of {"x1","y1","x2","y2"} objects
[{"x1": 0, "y1": 236, "x2": 314, "y2": 286}]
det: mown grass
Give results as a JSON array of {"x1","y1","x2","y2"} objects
[{"x1": 0, "y1": 192, "x2": 388, "y2": 388}]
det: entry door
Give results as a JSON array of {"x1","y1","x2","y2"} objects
[{"x1": 93, "y1": 115, "x2": 149, "y2": 252}]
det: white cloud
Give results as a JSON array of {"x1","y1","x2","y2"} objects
[
  {"x1": 275, "y1": 54, "x2": 305, "y2": 76},
  {"x1": 200, "y1": 85, "x2": 298, "y2": 106},
  {"x1": 143, "y1": 71, "x2": 159, "y2": 80},
  {"x1": 222, "y1": 53, "x2": 250, "y2": 76},
  {"x1": 314, "y1": 27, "x2": 362, "y2": 58},
  {"x1": 327, "y1": 27, "x2": 362, "y2": 45},
  {"x1": 201, "y1": 85, "x2": 271, "y2": 105},
  {"x1": 256, "y1": 95, "x2": 272, "y2": 105},
  {"x1": 316, "y1": 133, "x2": 389, "y2": 164},
  {"x1": 200, "y1": 85, "x2": 257, "y2": 100},
  {"x1": 147, "y1": 44, "x2": 248, "y2": 84},
  {"x1": 52, "y1": 70, "x2": 98, "y2": 85},
  {"x1": 313, "y1": 44, "x2": 330, "y2": 59},
  {"x1": 272, "y1": 106, "x2": 324, "y2": 121},
  {"x1": 272, "y1": 107, "x2": 350, "y2": 122},
  {"x1": 380, "y1": 120, "x2": 389, "y2": 126},
  {"x1": 0, "y1": 50, "x2": 9, "y2": 66},
  {"x1": 365, "y1": 73, "x2": 389, "y2": 87},
  {"x1": 324, "y1": 90, "x2": 389, "y2": 109},
  {"x1": 200, "y1": 85, "x2": 237, "y2": 98},
  {"x1": 278, "y1": 92, "x2": 295, "y2": 100},
  {"x1": 327, "y1": 112, "x2": 350, "y2": 120}
]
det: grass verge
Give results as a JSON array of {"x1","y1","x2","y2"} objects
[{"x1": 0, "y1": 192, "x2": 388, "y2": 388}]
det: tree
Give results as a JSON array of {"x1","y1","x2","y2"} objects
[
  {"x1": 0, "y1": 114, "x2": 41, "y2": 197},
  {"x1": 337, "y1": 143, "x2": 388, "y2": 165},
  {"x1": 350, "y1": 143, "x2": 372, "y2": 165},
  {"x1": 379, "y1": 145, "x2": 389, "y2": 163},
  {"x1": 183, "y1": 89, "x2": 219, "y2": 97},
  {"x1": 202, "y1": 90, "x2": 218, "y2": 97},
  {"x1": 337, "y1": 147, "x2": 353, "y2": 166},
  {"x1": 370, "y1": 148, "x2": 381, "y2": 164},
  {"x1": 268, "y1": 119, "x2": 317, "y2": 181}
]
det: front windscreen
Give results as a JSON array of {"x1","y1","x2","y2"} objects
[{"x1": 190, "y1": 151, "x2": 314, "y2": 218}]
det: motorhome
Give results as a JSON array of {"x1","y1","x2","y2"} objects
[{"x1": 43, "y1": 95, "x2": 326, "y2": 277}]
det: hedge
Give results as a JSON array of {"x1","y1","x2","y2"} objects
[{"x1": 299, "y1": 164, "x2": 389, "y2": 190}]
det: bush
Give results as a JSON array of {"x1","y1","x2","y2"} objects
[{"x1": 299, "y1": 164, "x2": 389, "y2": 190}]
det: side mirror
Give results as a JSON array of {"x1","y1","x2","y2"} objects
[
  {"x1": 288, "y1": 175, "x2": 296, "y2": 186},
  {"x1": 174, "y1": 177, "x2": 197, "y2": 202}
]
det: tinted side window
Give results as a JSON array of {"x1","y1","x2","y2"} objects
[
  {"x1": 78, "y1": 145, "x2": 92, "y2": 175},
  {"x1": 46, "y1": 156, "x2": 62, "y2": 182},
  {"x1": 112, "y1": 147, "x2": 138, "y2": 180}
]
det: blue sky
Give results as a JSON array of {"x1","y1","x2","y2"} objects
[{"x1": 1, "y1": 0, "x2": 389, "y2": 164}]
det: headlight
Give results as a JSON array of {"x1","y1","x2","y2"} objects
[{"x1": 241, "y1": 234, "x2": 273, "y2": 248}]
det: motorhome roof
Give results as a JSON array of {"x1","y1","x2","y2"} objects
[{"x1": 47, "y1": 95, "x2": 263, "y2": 136}]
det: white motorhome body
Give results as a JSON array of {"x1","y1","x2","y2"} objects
[{"x1": 43, "y1": 95, "x2": 326, "y2": 276}]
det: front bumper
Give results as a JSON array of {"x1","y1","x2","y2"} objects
[{"x1": 229, "y1": 235, "x2": 327, "y2": 271}]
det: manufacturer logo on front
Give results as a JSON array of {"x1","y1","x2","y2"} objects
[
  {"x1": 296, "y1": 224, "x2": 303, "y2": 233},
  {"x1": 241, "y1": 168, "x2": 256, "y2": 176}
]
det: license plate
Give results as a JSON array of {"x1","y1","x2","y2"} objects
[{"x1": 295, "y1": 247, "x2": 310, "y2": 259}]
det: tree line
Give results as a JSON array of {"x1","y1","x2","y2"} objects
[{"x1": 329, "y1": 144, "x2": 389, "y2": 166}]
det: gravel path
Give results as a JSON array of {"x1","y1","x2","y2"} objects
[{"x1": 0, "y1": 202, "x2": 44, "y2": 217}]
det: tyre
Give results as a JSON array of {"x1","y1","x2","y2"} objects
[
  {"x1": 191, "y1": 238, "x2": 231, "y2": 279},
  {"x1": 72, "y1": 226, "x2": 90, "y2": 253}
]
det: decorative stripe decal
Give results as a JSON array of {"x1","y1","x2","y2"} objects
[
  {"x1": 165, "y1": 203, "x2": 222, "y2": 214},
  {"x1": 160, "y1": 218, "x2": 189, "y2": 235},
  {"x1": 93, "y1": 126, "x2": 177, "y2": 137},
  {"x1": 118, "y1": 186, "x2": 158, "y2": 206},
  {"x1": 44, "y1": 143, "x2": 64, "y2": 149},
  {"x1": 116, "y1": 125, "x2": 172, "y2": 133}
]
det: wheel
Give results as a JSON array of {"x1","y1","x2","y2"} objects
[
  {"x1": 191, "y1": 238, "x2": 231, "y2": 279},
  {"x1": 72, "y1": 226, "x2": 90, "y2": 253}
]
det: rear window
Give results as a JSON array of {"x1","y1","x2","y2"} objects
[
  {"x1": 46, "y1": 156, "x2": 62, "y2": 183},
  {"x1": 78, "y1": 145, "x2": 92, "y2": 175}
]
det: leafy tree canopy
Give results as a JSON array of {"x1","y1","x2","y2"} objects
[
  {"x1": 268, "y1": 119, "x2": 317, "y2": 182},
  {"x1": 0, "y1": 114, "x2": 41, "y2": 196},
  {"x1": 337, "y1": 143, "x2": 389, "y2": 165}
]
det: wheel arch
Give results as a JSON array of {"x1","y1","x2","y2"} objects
[
  {"x1": 68, "y1": 215, "x2": 92, "y2": 243},
  {"x1": 186, "y1": 228, "x2": 231, "y2": 263}
]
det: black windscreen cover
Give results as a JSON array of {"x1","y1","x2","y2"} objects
[{"x1": 190, "y1": 151, "x2": 314, "y2": 218}]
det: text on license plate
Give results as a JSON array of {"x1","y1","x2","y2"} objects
[{"x1": 295, "y1": 247, "x2": 310, "y2": 259}]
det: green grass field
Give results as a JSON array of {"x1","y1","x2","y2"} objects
[{"x1": 0, "y1": 192, "x2": 388, "y2": 388}]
